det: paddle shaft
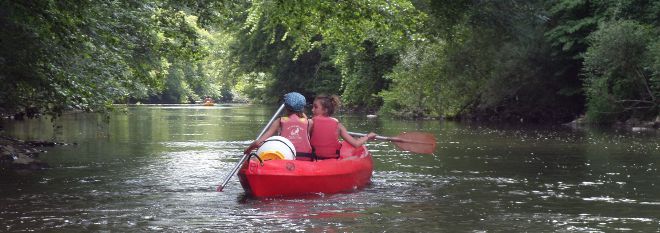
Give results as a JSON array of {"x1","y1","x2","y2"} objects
[
  {"x1": 217, "y1": 104, "x2": 285, "y2": 191},
  {"x1": 348, "y1": 131, "x2": 433, "y2": 144},
  {"x1": 348, "y1": 131, "x2": 391, "y2": 140}
]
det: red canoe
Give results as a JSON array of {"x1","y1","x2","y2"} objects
[{"x1": 238, "y1": 141, "x2": 373, "y2": 197}]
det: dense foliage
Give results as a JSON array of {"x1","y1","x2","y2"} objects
[
  {"x1": 544, "y1": 0, "x2": 659, "y2": 123},
  {"x1": 1, "y1": 0, "x2": 658, "y2": 124},
  {"x1": 0, "y1": 0, "x2": 231, "y2": 118}
]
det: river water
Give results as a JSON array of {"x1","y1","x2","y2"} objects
[{"x1": 1, "y1": 104, "x2": 659, "y2": 232}]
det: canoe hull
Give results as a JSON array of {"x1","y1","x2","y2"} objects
[{"x1": 238, "y1": 142, "x2": 373, "y2": 197}]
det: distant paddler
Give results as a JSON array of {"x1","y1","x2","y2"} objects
[{"x1": 203, "y1": 96, "x2": 215, "y2": 106}]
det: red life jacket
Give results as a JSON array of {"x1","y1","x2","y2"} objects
[
  {"x1": 280, "y1": 115, "x2": 312, "y2": 155},
  {"x1": 310, "y1": 116, "x2": 341, "y2": 159}
]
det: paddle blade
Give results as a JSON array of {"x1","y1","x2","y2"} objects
[{"x1": 391, "y1": 132, "x2": 437, "y2": 154}]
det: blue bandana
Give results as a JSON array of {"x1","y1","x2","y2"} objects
[{"x1": 284, "y1": 92, "x2": 306, "y2": 112}]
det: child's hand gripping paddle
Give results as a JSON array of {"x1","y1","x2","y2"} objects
[{"x1": 348, "y1": 131, "x2": 437, "y2": 154}]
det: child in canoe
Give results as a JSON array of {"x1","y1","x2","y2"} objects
[
  {"x1": 310, "y1": 94, "x2": 376, "y2": 159},
  {"x1": 244, "y1": 92, "x2": 314, "y2": 160}
]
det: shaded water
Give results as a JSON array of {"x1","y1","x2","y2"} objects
[{"x1": 1, "y1": 104, "x2": 659, "y2": 232}]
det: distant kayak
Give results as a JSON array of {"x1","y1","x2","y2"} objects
[
  {"x1": 203, "y1": 101, "x2": 215, "y2": 106},
  {"x1": 238, "y1": 141, "x2": 373, "y2": 197}
]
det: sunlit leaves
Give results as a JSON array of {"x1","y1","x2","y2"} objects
[
  {"x1": 0, "y1": 0, "x2": 207, "y2": 117},
  {"x1": 242, "y1": 0, "x2": 424, "y2": 57},
  {"x1": 3, "y1": 0, "x2": 657, "y2": 125}
]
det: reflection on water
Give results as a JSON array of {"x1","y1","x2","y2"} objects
[{"x1": 1, "y1": 104, "x2": 659, "y2": 232}]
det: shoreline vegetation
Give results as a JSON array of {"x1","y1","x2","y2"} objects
[{"x1": 0, "y1": 1, "x2": 657, "y2": 165}]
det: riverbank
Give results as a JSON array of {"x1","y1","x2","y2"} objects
[
  {"x1": 0, "y1": 136, "x2": 58, "y2": 170},
  {"x1": 562, "y1": 115, "x2": 660, "y2": 132}
]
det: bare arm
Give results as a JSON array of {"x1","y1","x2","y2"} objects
[
  {"x1": 338, "y1": 123, "x2": 376, "y2": 148},
  {"x1": 244, "y1": 119, "x2": 281, "y2": 154},
  {"x1": 308, "y1": 118, "x2": 314, "y2": 136}
]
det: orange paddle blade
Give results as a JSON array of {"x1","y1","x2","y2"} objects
[{"x1": 390, "y1": 132, "x2": 437, "y2": 154}]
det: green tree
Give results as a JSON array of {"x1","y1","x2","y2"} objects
[
  {"x1": 225, "y1": 0, "x2": 423, "y2": 106},
  {"x1": 337, "y1": 41, "x2": 398, "y2": 112},
  {"x1": 381, "y1": 0, "x2": 585, "y2": 122},
  {"x1": 140, "y1": 14, "x2": 239, "y2": 104},
  {"x1": 0, "y1": 1, "x2": 202, "y2": 117},
  {"x1": 583, "y1": 20, "x2": 659, "y2": 123},
  {"x1": 229, "y1": 25, "x2": 342, "y2": 103},
  {"x1": 379, "y1": 41, "x2": 446, "y2": 118},
  {"x1": 546, "y1": 0, "x2": 660, "y2": 123}
]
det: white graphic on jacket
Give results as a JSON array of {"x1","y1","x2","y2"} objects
[{"x1": 285, "y1": 125, "x2": 303, "y2": 140}]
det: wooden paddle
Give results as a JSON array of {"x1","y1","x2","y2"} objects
[
  {"x1": 348, "y1": 131, "x2": 437, "y2": 154},
  {"x1": 217, "y1": 104, "x2": 286, "y2": 192}
]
